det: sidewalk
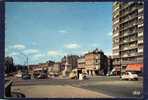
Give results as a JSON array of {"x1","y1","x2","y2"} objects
[{"x1": 12, "y1": 85, "x2": 112, "y2": 98}]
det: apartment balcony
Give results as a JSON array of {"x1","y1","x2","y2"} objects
[
  {"x1": 120, "y1": 48, "x2": 128, "y2": 51},
  {"x1": 129, "y1": 38, "x2": 137, "y2": 42},
  {"x1": 138, "y1": 15, "x2": 144, "y2": 20},
  {"x1": 120, "y1": 14, "x2": 138, "y2": 24},
  {"x1": 137, "y1": 60, "x2": 143, "y2": 64},
  {"x1": 123, "y1": 47, "x2": 129, "y2": 50},
  {"x1": 113, "y1": 61, "x2": 121, "y2": 65},
  {"x1": 113, "y1": 6, "x2": 119, "y2": 12},
  {"x1": 113, "y1": 33, "x2": 119, "y2": 37},
  {"x1": 113, "y1": 55, "x2": 120, "y2": 58},
  {"x1": 120, "y1": 46, "x2": 137, "y2": 51},
  {"x1": 120, "y1": 7, "x2": 137, "y2": 18},
  {"x1": 120, "y1": 32, "x2": 135, "y2": 38},
  {"x1": 113, "y1": 52, "x2": 119, "y2": 56},
  {"x1": 138, "y1": 23, "x2": 144, "y2": 28},
  {"x1": 120, "y1": 23, "x2": 137, "y2": 32},
  {"x1": 138, "y1": 52, "x2": 143, "y2": 57},
  {"x1": 129, "y1": 45, "x2": 137, "y2": 49},
  {"x1": 138, "y1": 48, "x2": 143, "y2": 53},
  {"x1": 137, "y1": 57, "x2": 143, "y2": 62},
  {"x1": 121, "y1": 61, "x2": 137, "y2": 65},
  {"x1": 138, "y1": 8, "x2": 144, "y2": 13},
  {"x1": 128, "y1": 2, "x2": 134, "y2": 5},
  {"x1": 138, "y1": 32, "x2": 143, "y2": 37},
  {"x1": 121, "y1": 54, "x2": 128, "y2": 57},
  {"x1": 129, "y1": 53, "x2": 137, "y2": 57},
  {"x1": 113, "y1": 46, "x2": 119, "y2": 50},
  {"x1": 120, "y1": 41, "x2": 128, "y2": 45},
  {"x1": 123, "y1": 40, "x2": 129, "y2": 43},
  {"x1": 113, "y1": 20, "x2": 119, "y2": 25},
  {"x1": 138, "y1": 40, "x2": 143, "y2": 44}
]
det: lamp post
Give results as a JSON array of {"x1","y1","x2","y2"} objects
[{"x1": 17, "y1": 51, "x2": 29, "y2": 73}]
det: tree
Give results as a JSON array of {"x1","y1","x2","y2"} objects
[{"x1": 5, "y1": 56, "x2": 16, "y2": 74}]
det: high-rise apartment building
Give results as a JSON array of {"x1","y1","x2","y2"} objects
[{"x1": 112, "y1": 1, "x2": 144, "y2": 74}]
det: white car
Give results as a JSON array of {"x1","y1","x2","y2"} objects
[
  {"x1": 121, "y1": 72, "x2": 138, "y2": 80},
  {"x1": 15, "y1": 73, "x2": 22, "y2": 78}
]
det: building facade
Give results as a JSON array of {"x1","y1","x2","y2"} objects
[
  {"x1": 52, "y1": 62, "x2": 61, "y2": 73},
  {"x1": 77, "y1": 56, "x2": 85, "y2": 69},
  {"x1": 84, "y1": 49, "x2": 108, "y2": 76},
  {"x1": 112, "y1": 1, "x2": 144, "y2": 74},
  {"x1": 61, "y1": 55, "x2": 79, "y2": 71}
]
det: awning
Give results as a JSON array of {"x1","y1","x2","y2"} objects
[{"x1": 126, "y1": 64, "x2": 143, "y2": 71}]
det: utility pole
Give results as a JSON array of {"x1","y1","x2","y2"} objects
[{"x1": 17, "y1": 50, "x2": 29, "y2": 73}]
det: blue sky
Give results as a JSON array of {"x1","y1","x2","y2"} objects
[{"x1": 5, "y1": 2, "x2": 113, "y2": 65}]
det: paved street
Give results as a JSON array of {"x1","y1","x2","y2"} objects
[{"x1": 11, "y1": 76, "x2": 143, "y2": 98}]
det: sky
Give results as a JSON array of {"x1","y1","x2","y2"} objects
[{"x1": 5, "y1": 2, "x2": 113, "y2": 65}]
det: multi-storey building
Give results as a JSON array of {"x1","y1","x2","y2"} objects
[
  {"x1": 77, "y1": 56, "x2": 85, "y2": 73},
  {"x1": 107, "y1": 56, "x2": 113, "y2": 72},
  {"x1": 52, "y1": 62, "x2": 61, "y2": 73},
  {"x1": 112, "y1": 1, "x2": 144, "y2": 74},
  {"x1": 77, "y1": 56, "x2": 85, "y2": 69},
  {"x1": 84, "y1": 48, "x2": 108, "y2": 76},
  {"x1": 61, "y1": 55, "x2": 79, "y2": 71}
]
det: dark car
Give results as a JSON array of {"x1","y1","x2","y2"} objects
[
  {"x1": 38, "y1": 73, "x2": 48, "y2": 79},
  {"x1": 22, "y1": 73, "x2": 31, "y2": 80}
]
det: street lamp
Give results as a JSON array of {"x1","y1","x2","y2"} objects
[{"x1": 17, "y1": 50, "x2": 29, "y2": 73}]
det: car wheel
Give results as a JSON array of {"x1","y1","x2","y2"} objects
[{"x1": 135, "y1": 78, "x2": 138, "y2": 81}]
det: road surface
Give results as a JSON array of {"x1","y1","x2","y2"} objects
[{"x1": 11, "y1": 76, "x2": 143, "y2": 98}]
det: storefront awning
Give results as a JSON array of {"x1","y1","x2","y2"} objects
[{"x1": 126, "y1": 64, "x2": 143, "y2": 71}]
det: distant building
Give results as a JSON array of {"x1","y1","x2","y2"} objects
[
  {"x1": 61, "y1": 55, "x2": 79, "y2": 71},
  {"x1": 46, "y1": 60, "x2": 55, "y2": 67},
  {"x1": 52, "y1": 62, "x2": 61, "y2": 73},
  {"x1": 38, "y1": 63, "x2": 48, "y2": 70},
  {"x1": 29, "y1": 64, "x2": 39, "y2": 70},
  {"x1": 77, "y1": 56, "x2": 85, "y2": 73},
  {"x1": 84, "y1": 48, "x2": 108, "y2": 76},
  {"x1": 108, "y1": 56, "x2": 113, "y2": 72},
  {"x1": 77, "y1": 56, "x2": 85, "y2": 69}
]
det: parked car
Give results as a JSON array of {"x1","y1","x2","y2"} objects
[
  {"x1": 69, "y1": 71, "x2": 77, "y2": 79},
  {"x1": 22, "y1": 73, "x2": 31, "y2": 80},
  {"x1": 38, "y1": 73, "x2": 48, "y2": 79},
  {"x1": 15, "y1": 73, "x2": 22, "y2": 78},
  {"x1": 121, "y1": 72, "x2": 138, "y2": 80},
  {"x1": 83, "y1": 73, "x2": 89, "y2": 80}
]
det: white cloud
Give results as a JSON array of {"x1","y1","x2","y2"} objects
[
  {"x1": 31, "y1": 53, "x2": 45, "y2": 62},
  {"x1": 107, "y1": 32, "x2": 112, "y2": 36},
  {"x1": 13, "y1": 44, "x2": 26, "y2": 49},
  {"x1": 58, "y1": 30, "x2": 68, "y2": 34},
  {"x1": 105, "y1": 50, "x2": 112, "y2": 56},
  {"x1": 64, "y1": 43, "x2": 80, "y2": 49},
  {"x1": 32, "y1": 42, "x2": 37, "y2": 46},
  {"x1": 6, "y1": 52, "x2": 19, "y2": 57},
  {"x1": 81, "y1": 51, "x2": 88, "y2": 55},
  {"x1": 23, "y1": 49, "x2": 39, "y2": 54},
  {"x1": 47, "y1": 50, "x2": 63, "y2": 56},
  {"x1": 91, "y1": 43, "x2": 99, "y2": 47},
  {"x1": 33, "y1": 53, "x2": 44, "y2": 58}
]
